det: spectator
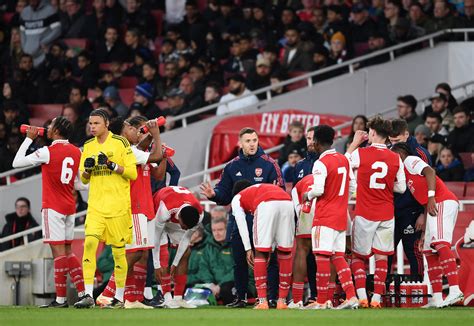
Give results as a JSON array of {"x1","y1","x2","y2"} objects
[
  {"x1": 239, "y1": 34, "x2": 259, "y2": 70},
  {"x1": 329, "y1": 32, "x2": 349, "y2": 64},
  {"x1": 436, "y1": 82, "x2": 459, "y2": 112},
  {"x1": 2, "y1": 82, "x2": 29, "y2": 123},
  {"x1": 2, "y1": 101, "x2": 26, "y2": 136},
  {"x1": 262, "y1": 45, "x2": 283, "y2": 75},
  {"x1": 425, "y1": 0, "x2": 461, "y2": 33},
  {"x1": 414, "y1": 124, "x2": 431, "y2": 148},
  {"x1": 216, "y1": 75, "x2": 259, "y2": 115},
  {"x1": 82, "y1": 0, "x2": 120, "y2": 41},
  {"x1": 311, "y1": 7, "x2": 327, "y2": 34},
  {"x1": 127, "y1": 102, "x2": 145, "y2": 118},
  {"x1": 102, "y1": 86, "x2": 127, "y2": 117},
  {"x1": 95, "y1": 26, "x2": 127, "y2": 63},
  {"x1": 123, "y1": 0, "x2": 157, "y2": 41},
  {"x1": 297, "y1": 0, "x2": 317, "y2": 22},
  {"x1": 177, "y1": 53, "x2": 193, "y2": 76},
  {"x1": 156, "y1": 61, "x2": 181, "y2": 100},
  {"x1": 425, "y1": 112, "x2": 449, "y2": 136},
  {"x1": 270, "y1": 71, "x2": 288, "y2": 97},
  {"x1": 210, "y1": 206, "x2": 228, "y2": 222},
  {"x1": 60, "y1": 0, "x2": 86, "y2": 38},
  {"x1": 62, "y1": 103, "x2": 87, "y2": 146},
  {"x1": 278, "y1": 120, "x2": 307, "y2": 166},
  {"x1": 0, "y1": 197, "x2": 41, "y2": 252},
  {"x1": 189, "y1": 63, "x2": 207, "y2": 96},
  {"x1": 178, "y1": 1, "x2": 208, "y2": 53},
  {"x1": 15, "y1": 53, "x2": 41, "y2": 104},
  {"x1": 436, "y1": 147, "x2": 465, "y2": 181},
  {"x1": 448, "y1": 106, "x2": 474, "y2": 154},
  {"x1": 464, "y1": 0, "x2": 474, "y2": 28},
  {"x1": 134, "y1": 83, "x2": 161, "y2": 120},
  {"x1": 281, "y1": 143, "x2": 305, "y2": 189},
  {"x1": 409, "y1": 2, "x2": 432, "y2": 33},
  {"x1": 350, "y1": 3, "x2": 379, "y2": 55},
  {"x1": 324, "y1": 5, "x2": 350, "y2": 42},
  {"x1": 123, "y1": 27, "x2": 147, "y2": 63},
  {"x1": 430, "y1": 92, "x2": 455, "y2": 131},
  {"x1": 20, "y1": 0, "x2": 62, "y2": 67},
  {"x1": 38, "y1": 66, "x2": 71, "y2": 104},
  {"x1": 10, "y1": 0, "x2": 28, "y2": 27},
  {"x1": 69, "y1": 84, "x2": 94, "y2": 120},
  {"x1": 281, "y1": 27, "x2": 313, "y2": 72},
  {"x1": 0, "y1": 122, "x2": 7, "y2": 149},
  {"x1": 247, "y1": 57, "x2": 272, "y2": 100},
  {"x1": 397, "y1": 95, "x2": 424, "y2": 135},
  {"x1": 74, "y1": 50, "x2": 98, "y2": 89},
  {"x1": 0, "y1": 134, "x2": 23, "y2": 173},
  {"x1": 345, "y1": 115, "x2": 369, "y2": 150},
  {"x1": 427, "y1": 133, "x2": 447, "y2": 162},
  {"x1": 2, "y1": 27, "x2": 24, "y2": 74},
  {"x1": 158, "y1": 39, "x2": 178, "y2": 63},
  {"x1": 179, "y1": 76, "x2": 203, "y2": 111},
  {"x1": 223, "y1": 40, "x2": 245, "y2": 74},
  {"x1": 203, "y1": 82, "x2": 221, "y2": 114}
]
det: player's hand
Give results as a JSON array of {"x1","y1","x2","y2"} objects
[
  {"x1": 170, "y1": 265, "x2": 177, "y2": 277},
  {"x1": 98, "y1": 152, "x2": 117, "y2": 171},
  {"x1": 352, "y1": 130, "x2": 368, "y2": 146},
  {"x1": 146, "y1": 119, "x2": 160, "y2": 134},
  {"x1": 246, "y1": 250, "x2": 254, "y2": 269},
  {"x1": 26, "y1": 126, "x2": 40, "y2": 140},
  {"x1": 427, "y1": 197, "x2": 438, "y2": 217},
  {"x1": 209, "y1": 283, "x2": 220, "y2": 296},
  {"x1": 84, "y1": 157, "x2": 95, "y2": 173},
  {"x1": 415, "y1": 213, "x2": 426, "y2": 232},
  {"x1": 418, "y1": 237, "x2": 425, "y2": 252},
  {"x1": 155, "y1": 267, "x2": 164, "y2": 282},
  {"x1": 200, "y1": 182, "x2": 216, "y2": 199},
  {"x1": 302, "y1": 192, "x2": 309, "y2": 202}
]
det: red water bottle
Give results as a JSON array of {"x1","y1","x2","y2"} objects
[
  {"x1": 162, "y1": 144, "x2": 175, "y2": 158},
  {"x1": 20, "y1": 124, "x2": 46, "y2": 136},
  {"x1": 139, "y1": 116, "x2": 167, "y2": 134},
  {"x1": 302, "y1": 200, "x2": 313, "y2": 214}
]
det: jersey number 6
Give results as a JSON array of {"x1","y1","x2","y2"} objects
[{"x1": 60, "y1": 157, "x2": 75, "y2": 184}]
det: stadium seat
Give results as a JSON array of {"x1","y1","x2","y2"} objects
[
  {"x1": 150, "y1": 10, "x2": 164, "y2": 37},
  {"x1": 286, "y1": 71, "x2": 310, "y2": 91},
  {"x1": 99, "y1": 63, "x2": 112, "y2": 71},
  {"x1": 118, "y1": 76, "x2": 138, "y2": 89},
  {"x1": 119, "y1": 88, "x2": 135, "y2": 107},
  {"x1": 3, "y1": 12, "x2": 14, "y2": 25},
  {"x1": 63, "y1": 38, "x2": 90, "y2": 51},
  {"x1": 28, "y1": 104, "x2": 63, "y2": 127},
  {"x1": 459, "y1": 153, "x2": 474, "y2": 170},
  {"x1": 465, "y1": 182, "x2": 474, "y2": 198},
  {"x1": 445, "y1": 182, "x2": 466, "y2": 198},
  {"x1": 452, "y1": 211, "x2": 474, "y2": 245}
]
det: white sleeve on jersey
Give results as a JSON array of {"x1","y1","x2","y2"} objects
[
  {"x1": 393, "y1": 157, "x2": 407, "y2": 194},
  {"x1": 74, "y1": 174, "x2": 89, "y2": 190},
  {"x1": 404, "y1": 155, "x2": 429, "y2": 176},
  {"x1": 348, "y1": 165, "x2": 357, "y2": 195},
  {"x1": 345, "y1": 148, "x2": 360, "y2": 169},
  {"x1": 131, "y1": 146, "x2": 150, "y2": 165},
  {"x1": 12, "y1": 137, "x2": 50, "y2": 168},
  {"x1": 308, "y1": 160, "x2": 327, "y2": 200},
  {"x1": 231, "y1": 194, "x2": 252, "y2": 252},
  {"x1": 172, "y1": 229, "x2": 193, "y2": 267},
  {"x1": 291, "y1": 187, "x2": 301, "y2": 216}
]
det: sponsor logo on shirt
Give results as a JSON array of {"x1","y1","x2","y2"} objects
[
  {"x1": 298, "y1": 169, "x2": 304, "y2": 178},
  {"x1": 236, "y1": 171, "x2": 242, "y2": 176},
  {"x1": 404, "y1": 225, "x2": 415, "y2": 234}
]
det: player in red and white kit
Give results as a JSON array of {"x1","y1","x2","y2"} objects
[
  {"x1": 153, "y1": 186, "x2": 203, "y2": 309},
  {"x1": 97, "y1": 116, "x2": 165, "y2": 308},
  {"x1": 12, "y1": 117, "x2": 86, "y2": 307},
  {"x1": 301, "y1": 125, "x2": 359, "y2": 310},
  {"x1": 345, "y1": 117, "x2": 406, "y2": 308},
  {"x1": 391, "y1": 143, "x2": 464, "y2": 308},
  {"x1": 290, "y1": 174, "x2": 316, "y2": 308},
  {"x1": 231, "y1": 181, "x2": 295, "y2": 310}
]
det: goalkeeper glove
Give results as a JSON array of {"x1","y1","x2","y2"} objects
[
  {"x1": 84, "y1": 157, "x2": 95, "y2": 173},
  {"x1": 98, "y1": 152, "x2": 117, "y2": 171}
]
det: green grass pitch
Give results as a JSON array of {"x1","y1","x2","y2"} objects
[{"x1": 0, "y1": 306, "x2": 473, "y2": 326}]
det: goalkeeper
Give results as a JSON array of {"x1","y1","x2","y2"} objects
[{"x1": 74, "y1": 109, "x2": 137, "y2": 308}]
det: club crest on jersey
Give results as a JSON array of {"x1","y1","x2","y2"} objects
[{"x1": 255, "y1": 168, "x2": 262, "y2": 177}]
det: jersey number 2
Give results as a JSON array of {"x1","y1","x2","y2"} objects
[
  {"x1": 60, "y1": 157, "x2": 74, "y2": 184},
  {"x1": 369, "y1": 161, "x2": 388, "y2": 189}
]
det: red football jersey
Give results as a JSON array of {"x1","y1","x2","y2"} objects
[
  {"x1": 42, "y1": 140, "x2": 81, "y2": 215},
  {"x1": 131, "y1": 163, "x2": 155, "y2": 220},
  {"x1": 404, "y1": 156, "x2": 458, "y2": 205},
  {"x1": 350, "y1": 144, "x2": 403, "y2": 221},
  {"x1": 238, "y1": 184, "x2": 291, "y2": 214},
  {"x1": 312, "y1": 151, "x2": 351, "y2": 231},
  {"x1": 293, "y1": 174, "x2": 315, "y2": 207},
  {"x1": 153, "y1": 186, "x2": 203, "y2": 223}
]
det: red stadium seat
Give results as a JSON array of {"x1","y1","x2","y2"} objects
[
  {"x1": 452, "y1": 211, "x2": 474, "y2": 245},
  {"x1": 99, "y1": 63, "x2": 112, "y2": 71},
  {"x1": 119, "y1": 89, "x2": 135, "y2": 107},
  {"x1": 465, "y1": 182, "x2": 474, "y2": 197},
  {"x1": 63, "y1": 38, "x2": 90, "y2": 51},
  {"x1": 118, "y1": 76, "x2": 138, "y2": 89},
  {"x1": 286, "y1": 71, "x2": 310, "y2": 91},
  {"x1": 460, "y1": 153, "x2": 474, "y2": 170},
  {"x1": 150, "y1": 10, "x2": 164, "y2": 37},
  {"x1": 28, "y1": 104, "x2": 63, "y2": 127},
  {"x1": 3, "y1": 12, "x2": 14, "y2": 25},
  {"x1": 445, "y1": 182, "x2": 466, "y2": 198}
]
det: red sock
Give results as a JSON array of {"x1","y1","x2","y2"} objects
[
  {"x1": 174, "y1": 274, "x2": 187, "y2": 297},
  {"x1": 124, "y1": 274, "x2": 136, "y2": 302},
  {"x1": 315, "y1": 255, "x2": 331, "y2": 304},
  {"x1": 133, "y1": 263, "x2": 147, "y2": 302},
  {"x1": 332, "y1": 255, "x2": 356, "y2": 299},
  {"x1": 254, "y1": 257, "x2": 268, "y2": 300},
  {"x1": 351, "y1": 256, "x2": 366, "y2": 291},
  {"x1": 67, "y1": 253, "x2": 85, "y2": 294},
  {"x1": 161, "y1": 273, "x2": 172, "y2": 295},
  {"x1": 277, "y1": 252, "x2": 292, "y2": 300},
  {"x1": 374, "y1": 259, "x2": 388, "y2": 296},
  {"x1": 102, "y1": 273, "x2": 116, "y2": 297},
  {"x1": 54, "y1": 255, "x2": 68, "y2": 298},
  {"x1": 435, "y1": 243, "x2": 459, "y2": 287},
  {"x1": 160, "y1": 245, "x2": 169, "y2": 270},
  {"x1": 425, "y1": 252, "x2": 443, "y2": 293},
  {"x1": 292, "y1": 282, "x2": 304, "y2": 303}
]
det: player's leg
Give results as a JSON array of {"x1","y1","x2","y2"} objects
[
  {"x1": 387, "y1": 213, "x2": 402, "y2": 274},
  {"x1": 433, "y1": 201, "x2": 463, "y2": 307},
  {"x1": 173, "y1": 247, "x2": 196, "y2": 308},
  {"x1": 123, "y1": 250, "x2": 143, "y2": 305},
  {"x1": 49, "y1": 244, "x2": 69, "y2": 306},
  {"x1": 291, "y1": 237, "x2": 311, "y2": 307},
  {"x1": 153, "y1": 243, "x2": 171, "y2": 302},
  {"x1": 64, "y1": 214, "x2": 85, "y2": 297},
  {"x1": 254, "y1": 250, "x2": 270, "y2": 309},
  {"x1": 133, "y1": 250, "x2": 149, "y2": 303}
]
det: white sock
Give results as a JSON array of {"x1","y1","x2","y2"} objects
[
  {"x1": 164, "y1": 292, "x2": 172, "y2": 301},
  {"x1": 174, "y1": 295, "x2": 182, "y2": 300},
  {"x1": 372, "y1": 294, "x2": 381, "y2": 302},
  {"x1": 144, "y1": 287, "x2": 153, "y2": 300},
  {"x1": 56, "y1": 296, "x2": 66, "y2": 304},
  {"x1": 433, "y1": 292, "x2": 443, "y2": 302},
  {"x1": 85, "y1": 284, "x2": 93, "y2": 297},
  {"x1": 156, "y1": 284, "x2": 162, "y2": 291},
  {"x1": 77, "y1": 291, "x2": 85, "y2": 298},
  {"x1": 357, "y1": 288, "x2": 367, "y2": 300},
  {"x1": 115, "y1": 288, "x2": 124, "y2": 302},
  {"x1": 449, "y1": 285, "x2": 461, "y2": 294}
]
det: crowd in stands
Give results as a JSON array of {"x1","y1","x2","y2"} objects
[{"x1": 1, "y1": 0, "x2": 474, "y2": 170}]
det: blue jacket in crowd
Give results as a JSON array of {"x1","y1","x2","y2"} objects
[{"x1": 293, "y1": 151, "x2": 319, "y2": 186}]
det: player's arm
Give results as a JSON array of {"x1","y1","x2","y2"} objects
[
  {"x1": 144, "y1": 119, "x2": 163, "y2": 163},
  {"x1": 80, "y1": 146, "x2": 93, "y2": 184},
  {"x1": 99, "y1": 142, "x2": 137, "y2": 180},
  {"x1": 166, "y1": 158, "x2": 181, "y2": 186},
  {"x1": 231, "y1": 195, "x2": 252, "y2": 252},
  {"x1": 12, "y1": 128, "x2": 50, "y2": 168},
  {"x1": 346, "y1": 130, "x2": 367, "y2": 155},
  {"x1": 291, "y1": 187, "x2": 302, "y2": 215},
  {"x1": 153, "y1": 202, "x2": 170, "y2": 268},
  {"x1": 150, "y1": 160, "x2": 166, "y2": 181},
  {"x1": 171, "y1": 229, "x2": 194, "y2": 267},
  {"x1": 393, "y1": 157, "x2": 407, "y2": 194},
  {"x1": 344, "y1": 148, "x2": 361, "y2": 169},
  {"x1": 202, "y1": 164, "x2": 233, "y2": 205},
  {"x1": 267, "y1": 158, "x2": 285, "y2": 188},
  {"x1": 405, "y1": 156, "x2": 437, "y2": 216},
  {"x1": 348, "y1": 165, "x2": 357, "y2": 196},
  {"x1": 307, "y1": 160, "x2": 327, "y2": 200},
  {"x1": 74, "y1": 174, "x2": 89, "y2": 190}
]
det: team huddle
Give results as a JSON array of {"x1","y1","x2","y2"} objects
[{"x1": 12, "y1": 110, "x2": 464, "y2": 310}]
